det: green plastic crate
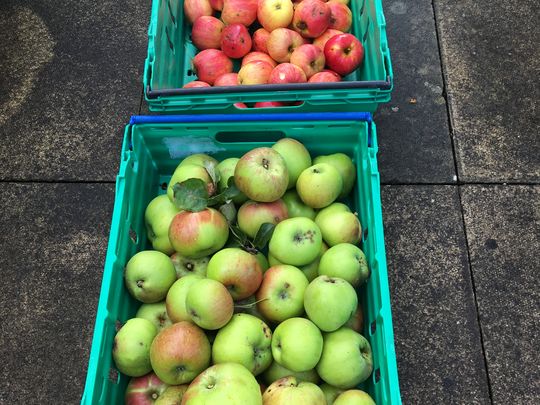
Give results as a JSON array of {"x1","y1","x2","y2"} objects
[
  {"x1": 143, "y1": 0, "x2": 393, "y2": 113},
  {"x1": 81, "y1": 113, "x2": 401, "y2": 404}
]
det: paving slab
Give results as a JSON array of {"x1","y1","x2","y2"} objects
[
  {"x1": 461, "y1": 185, "x2": 540, "y2": 403},
  {"x1": 375, "y1": 0, "x2": 456, "y2": 184},
  {"x1": 381, "y1": 185, "x2": 490, "y2": 403},
  {"x1": 434, "y1": 0, "x2": 540, "y2": 182},
  {"x1": 0, "y1": 183, "x2": 115, "y2": 404},
  {"x1": 0, "y1": 1, "x2": 149, "y2": 181}
]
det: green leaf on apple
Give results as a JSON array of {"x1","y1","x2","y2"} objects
[
  {"x1": 172, "y1": 178, "x2": 209, "y2": 212},
  {"x1": 203, "y1": 160, "x2": 220, "y2": 188},
  {"x1": 252, "y1": 223, "x2": 276, "y2": 251},
  {"x1": 219, "y1": 201, "x2": 237, "y2": 224},
  {"x1": 229, "y1": 225, "x2": 249, "y2": 246},
  {"x1": 207, "y1": 181, "x2": 241, "y2": 206}
]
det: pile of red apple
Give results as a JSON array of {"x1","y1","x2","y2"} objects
[
  {"x1": 114, "y1": 139, "x2": 377, "y2": 404},
  {"x1": 183, "y1": 0, "x2": 365, "y2": 92}
]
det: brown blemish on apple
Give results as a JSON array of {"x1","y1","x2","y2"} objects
[
  {"x1": 136, "y1": 279, "x2": 144, "y2": 288},
  {"x1": 262, "y1": 158, "x2": 270, "y2": 170}
]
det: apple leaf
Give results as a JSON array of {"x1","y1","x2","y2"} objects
[
  {"x1": 207, "y1": 182, "x2": 241, "y2": 206},
  {"x1": 203, "y1": 161, "x2": 220, "y2": 188},
  {"x1": 172, "y1": 178, "x2": 209, "y2": 212},
  {"x1": 253, "y1": 223, "x2": 276, "y2": 250},
  {"x1": 219, "y1": 201, "x2": 237, "y2": 224}
]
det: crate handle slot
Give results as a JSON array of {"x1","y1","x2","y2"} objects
[{"x1": 215, "y1": 131, "x2": 285, "y2": 143}]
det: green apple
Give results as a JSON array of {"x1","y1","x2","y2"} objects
[
  {"x1": 136, "y1": 301, "x2": 173, "y2": 332},
  {"x1": 167, "y1": 163, "x2": 215, "y2": 202},
  {"x1": 269, "y1": 217, "x2": 322, "y2": 266},
  {"x1": 180, "y1": 153, "x2": 219, "y2": 170},
  {"x1": 314, "y1": 153, "x2": 356, "y2": 198},
  {"x1": 262, "y1": 376, "x2": 326, "y2": 404},
  {"x1": 256, "y1": 252, "x2": 270, "y2": 273},
  {"x1": 237, "y1": 199, "x2": 289, "y2": 238},
  {"x1": 316, "y1": 210, "x2": 362, "y2": 246},
  {"x1": 125, "y1": 251, "x2": 177, "y2": 303},
  {"x1": 170, "y1": 252, "x2": 209, "y2": 279},
  {"x1": 113, "y1": 318, "x2": 157, "y2": 377},
  {"x1": 320, "y1": 383, "x2": 344, "y2": 405},
  {"x1": 212, "y1": 313, "x2": 273, "y2": 375},
  {"x1": 145, "y1": 194, "x2": 181, "y2": 255},
  {"x1": 268, "y1": 242, "x2": 328, "y2": 282},
  {"x1": 281, "y1": 189, "x2": 316, "y2": 219},
  {"x1": 185, "y1": 278, "x2": 234, "y2": 330},
  {"x1": 304, "y1": 275, "x2": 357, "y2": 332},
  {"x1": 124, "y1": 372, "x2": 169, "y2": 404},
  {"x1": 166, "y1": 274, "x2": 204, "y2": 323},
  {"x1": 334, "y1": 389, "x2": 376, "y2": 405},
  {"x1": 316, "y1": 327, "x2": 373, "y2": 389},
  {"x1": 150, "y1": 322, "x2": 211, "y2": 385},
  {"x1": 272, "y1": 138, "x2": 312, "y2": 189},
  {"x1": 207, "y1": 248, "x2": 263, "y2": 300},
  {"x1": 296, "y1": 163, "x2": 343, "y2": 209},
  {"x1": 168, "y1": 208, "x2": 229, "y2": 259},
  {"x1": 234, "y1": 147, "x2": 288, "y2": 202},
  {"x1": 262, "y1": 361, "x2": 320, "y2": 385},
  {"x1": 216, "y1": 157, "x2": 248, "y2": 205},
  {"x1": 318, "y1": 243, "x2": 369, "y2": 287},
  {"x1": 255, "y1": 265, "x2": 308, "y2": 322},
  {"x1": 314, "y1": 202, "x2": 350, "y2": 222},
  {"x1": 154, "y1": 384, "x2": 189, "y2": 405},
  {"x1": 181, "y1": 363, "x2": 262, "y2": 404},
  {"x1": 271, "y1": 317, "x2": 323, "y2": 372}
]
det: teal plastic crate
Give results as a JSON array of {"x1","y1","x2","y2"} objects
[
  {"x1": 81, "y1": 113, "x2": 401, "y2": 404},
  {"x1": 144, "y1": 0, "x2": 393, "y2": 113}
]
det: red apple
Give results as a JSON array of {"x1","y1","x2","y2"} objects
[
  {"x1": 308, "y1": 70, "x2": 341, "y2": 82},
  {"x1": 327, "y1": 1, "x2": 352, "y2": 32},
  {"x1": 209, "y1": 0, "x2": 224, "y2": 11},
  {"x1": 184, "y1": 0, "x2": 213, "y2": 25},
  {"x1": 214, "y1": 72, "x2": 239, "y2": 86},
  {"x1": 183, "y1": 81, "x2": 211, "y2": 88},
  {"x1": 125, "y1": 372, "x2": 168, "y2": 405},
  {"x1": 292, "y1": 0, "x2": 330, "y2": 38},
  {"x1": 235, "y1": 102, "x2": 248, "y2": 108},
  {"x1": 324, "y1": 33, "x2": 364, "y2": 76},
  {"x1": 258, "y1": 0, "x2": 294, "y2": 32},
  {"x1": 221, "y1": 0, "x2": 258, "y2": 26},
  {"x1": 221, "y1": 23, "x2": 252, "y2": 59},
  {"x1": 312, "y1": 28, "x2": 343, "y2": 51},
  {"x1": 238, "y1": 61, "x2": 274, "y2": 85},
  {"x1": 191, "y1": 16, "x2": 224, "y2": 50},
  {"x1": 269, "y1": 63, "x2": 307, "y2": 84},
  {"x1": 252, "y1": 28, "x2": 271, "y2": 54},
  {"x1": 192, "y1": 49, "x2": 233, "y2": 85},
  {"x1": 237, "y1": 199, "x2": 289, "y2": 238},
  {"x1": 254, "y1": 101, "x2": 288, "y2": 108},
  {"x1": 242, "y1": 52, "x2": 278, "y2": 68},
  {"x1": 267, "y1": 28, "x2": 308, "y2": 63},
  {"x1": 290, "y1": 44, "x2": 325, "y2": 78}
]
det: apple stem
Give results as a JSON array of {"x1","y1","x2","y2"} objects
[{"x1": 234, "y1": 297, "x2": 268, "y2": 309}]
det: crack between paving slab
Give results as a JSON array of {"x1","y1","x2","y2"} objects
[{"x1": 381, "y1": 181, "x2": 540, "y2": 186}]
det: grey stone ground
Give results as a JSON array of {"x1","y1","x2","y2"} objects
[{"x1": 0, "y1": 0, "x2": 538, "y2": 404}]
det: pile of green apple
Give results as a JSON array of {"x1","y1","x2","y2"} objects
[{"x1": 113, "y1": 138, "x2": 376, "y2": 405}]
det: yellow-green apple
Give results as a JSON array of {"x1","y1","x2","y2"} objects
[
  {"x1": 272, "y1": 138, "x2": 312, "y2": 189},
  {"x1": 262, "y1": 362, "x2": 320, "y2": 385},
  {"x1": 262, "y1": 376, "x2": 326, "y2": 404},
  {"x1": 304, "y1": 275, "x2": 357, "y2": 331},
  {"x1": 212, "y1": 313, "x2": 273, "y2": 375},
  {"x1": 145, "y1": 194, "x2": 181, "y2": 255},
  {"x1": 315, "y1": 202, "x2": 350, "y2": 220},
  {"x1": 221, "y1": 0, "x2": 258, "y2": 26},
  {"x1": 242, "y1": 52, "x2": 278, "y2": 68},
  {"x1": 238, "y1": 60, "x2": 274, "y2": 85},
  {"x1": 268, "y1": 63, "x2": 307, "y2": 84},
  {"x1": 183, "y1": 81, "x2": 211, "y2": 88},
  {"x1": 192, "y1": 49, "x2": 233, "y2": 85},
  {"x1": 234, "y1": 147, "x2": 288, "y2": 202},
  {"x1": 296, "y1": 163, "x2": 343, "y2": 208},
  {"x1": 125, "y1": 251, "x2": 177, "y2": 303},
  {"x1": 237, "y1": 199, "x2": 288, "y2": 238},
  {"x1": 269, "y1": 217, "x2": 322, "y2": 266},
  {"x1": 167, "y1": 164, "x2": 214, "y2": 202},
  {"x1": 309, "y1": 70, "x2": 341, "y2": 82},
  {"x1": 191, "y1": 16, "x2": 224, "y2": 50},
  {"x1": 318, "y1": 243, "x2": 369, "y2": 286},
  {"x1": 271, "y1": 317, "x2": 323, "y2": 372},
  {"x1": 267, "y1": 241, "x2": 327, "y2": 281},
  {"x1": 181, "y1": 363, "x2": 262, "y2": 404},
  {"x1": 254, "y1": 101, "x2": 288, "y2": 108},
  {"x1": 206, "y1": 247, "x2": 264, "y2": 300},
  {"x1": 327, "y1": 1, "x2": 352, "y2": 32},
  {"x1": 315, "y1": 210, "x2": 362, "y2": 246},
  {"x1": 221, "y1": 23, "x2": 252, "y2": 59},
  {"x1": 168, "y1": 208, "x2": 229, "y2": 258},
  {"x1": 166, "y1": 274, "x2": 204, "y2": 323},
  {"x1": 281, "y1": 190, "x2": 316, "y2": 219},
  {"x1": 290, "y1": 44, "x2": 325, "y2": 79},
  {"x1": 136, "y1": 301, "x2": 173, "y2": 332},
  {"x1": 125, "y1": 372, "x2": 169, "y2": 404},
  {"x1": 316, "y1": 327, "x2": 373, "y2": 388},
  {"x1": 184, "y1": 0, "x2": 212, "y2": 24},
  {"x1": 320, "y1": 383, "x2": 344, "y2": 404},
  {"x1": 334, "y1": 389, "x2": 375, "y2": 405},
  {"x1": 257, "y1": 0, "x2": 294, "y2": 32},
  {"x1": 150, "y1": 322, "x2": 211, "y2": 385},
  {"x1": 215, "y1": 157, "x2": 247, "y2": 204},
  {"x1": 345, "y1": 304, "x2": 364, "y2": 332},
  {"x1": 256, "y1": 251, "x2": 270, "y2": 273},
  {"x1": 113, "y1": 318, "x2": 157, "y2": 377},
  {"x1": 171, "y1": 253, "x2": 209, "y2": 279},
  {"x1": 214, "y1": 72, "x2": 239, "y2": 86},
  {"x1": 292, "y1": 0, "x2": 330, "y2": 38},
  {"x1": 267, "y1": 28, "x2": 307, "y2": 63},
  {"x1": 256, "y1": 265, "x2": 308, "y2": 322},
  {"x1": 209, "y1": 0, "x2": 224, "y2": 11},
  {"x1": 180, "y1": 153, "x2": 219, "y2": 168},
  {"x1": 314, "y1": 152, "x2": 356, "y2": 197},
  {"x1": 154, "y1": 385, "x2": 189, "y2": 405},
  {"x1": 252, "y1": 28, "x2": 271, "y2": 54},
  {"x1": 312, "y1": 28, "x2": 343, "y2": 51},
  {"x1": 186, "y1": 278, "x2": 234, "y2": 329},
  {"x1": 324, "y1": 33, "x2": 364, "y2": 76}
]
